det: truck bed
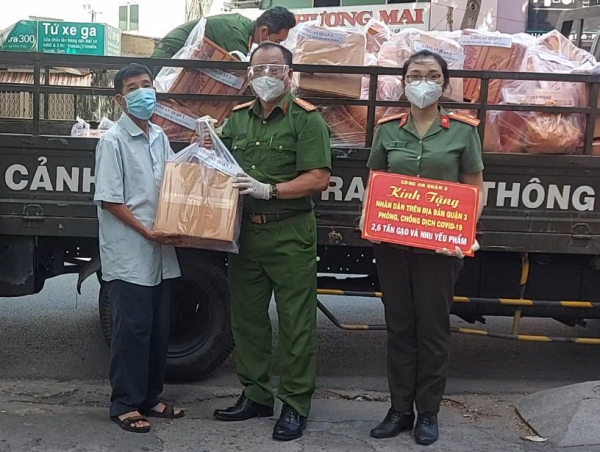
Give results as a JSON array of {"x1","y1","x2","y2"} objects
[{"x1": 2, "y1": 132, "x2": 600, "y2": 256}]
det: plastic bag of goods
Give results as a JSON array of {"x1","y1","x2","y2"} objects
[
  {"x1": 321, "y1": 105, "x2": 367, "y2": 148},
  {"x1": 496, "y1": 47, "x2": 585, "y2": 155},
  {"x1": 284, "y1": 22, "x2": 366, "y2": 98},
  {"x1": 481, "y1": 111, "x2": 504, "y2": 153},
  {"x1": 460, "y1": 30, "x2": 529, "y2": 104},
  {"x1": 536, "y1": 30, "x2": 596, "y2": 66},
  {"x1": 88, "y1": 117, "x2": 115, "y2": 138},
  {"x1": 153, "y1": 18, "x2": 248, "y2": 142},
  {"x1": 497, "y1": 86, "x2": 582, "y2": 155},
  {"x1": 71, "y1": 117, "x2": 90, "y2": 137},
  {"x1": 362, "y1": 19, "x2": 391, "y2": 54},
  {"x1": 378, "y1": 28, "x2": 465, "y2": 102},
  {"x1": 346, "y1": 54, "x2": 400, "y2": 131},
  {"x1": 153, "y1": 118, "x2": 243, "y2": 253}
]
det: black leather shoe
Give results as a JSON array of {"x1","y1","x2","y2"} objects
[
  {"x1": 370, "y1": 408, "x2": 415, "y2": 439},
  {"x1": 273, "y1": 405, "x2": 307, "y2": 441},
  {"x1": 213, "y1": 396, "x2": 273, "y2": 421},
  {"x1": 414, "y1": 414, "x2": 439, "y2": 445}
]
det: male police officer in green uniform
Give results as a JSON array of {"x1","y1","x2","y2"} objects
[
  {"x1": 212, "y1": 42, "x2": 331, "y2": 442},
  {"x1": 151, "y1": 7, "x2": 296, "y2": 60}
]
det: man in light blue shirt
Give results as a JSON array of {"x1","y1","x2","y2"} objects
[{"x1": 94, "y1": 63, "x2": 184, "y2": 433}]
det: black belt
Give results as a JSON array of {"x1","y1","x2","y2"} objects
[{"x1": 247, "y1": 211, "x2": 305, "y2": 225}]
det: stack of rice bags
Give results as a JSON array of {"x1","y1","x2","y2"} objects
[{"x1": 283, "y1": 22, "x2": 597, "y2": 154}]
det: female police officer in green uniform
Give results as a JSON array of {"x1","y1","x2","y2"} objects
[{"x1": 363, "y1": 50, "x2": 485, "y2": 446}]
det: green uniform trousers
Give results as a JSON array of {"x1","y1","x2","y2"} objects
[
  {"x1": 228, "y1": 212, "x2": 318, "y2": 417},
  {"x1": 373, "y1": 244, "x2": 463, "y2": 415}
]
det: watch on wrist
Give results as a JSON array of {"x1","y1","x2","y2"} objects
[{"x1": 269, "y1": 184, "x2": 279, "y2": 200}]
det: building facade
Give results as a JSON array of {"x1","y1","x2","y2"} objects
[
  {"x1": 1, "y1": 0, "x2": 226, "y2": 39},
  {"x1": 231, "y1": 0, "x2": 530, "y2": 33}
]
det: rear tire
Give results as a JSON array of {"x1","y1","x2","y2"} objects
[{"x1": 98, "y1": 250, "x2": 234, "y2": 382}]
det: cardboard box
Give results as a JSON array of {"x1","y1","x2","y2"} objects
[
  {"x1": 363, "y1": 20, "x2": 390, "y2": 54},
  {"x1": 154, "y1": 161, "x2": 239, "y2": 243},
  {"x1": 461, "y1": 31, "x2": 527, "y2": 104},
  {"x1": 322, "y1": 106, "x2": 366, "y2": 147},
  {"x1": 345, "y1": 105, "x2": 390, "y2": 130},
  {"x1": 152, "y1": 38, "x2": 248, "y2": 142},
  {"x1": 294, "y1": 26, "x2": 365, "y2": 98}
]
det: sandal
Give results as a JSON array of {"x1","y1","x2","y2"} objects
[
  {"x1": 143, "y1": 403, "x2": 185, "y2": 419},
  {"x1": 111, "y1": 414, "x2": 151, "y2": 434}
]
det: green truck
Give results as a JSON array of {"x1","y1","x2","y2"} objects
[{"x1": 2, "y1": 8, "x2": 600, "y2": 380}]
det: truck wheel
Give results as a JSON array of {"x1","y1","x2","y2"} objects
[{"x1": 98, "y1": 251, "x2": 234, "y2": 382}]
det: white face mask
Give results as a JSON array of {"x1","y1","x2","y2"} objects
[
  {"x1": 404, "y1": 82, "x2": 443, "y2": 109},
  {"x1": 250, "y1": 76, "x2": 286, "y2": 102}
]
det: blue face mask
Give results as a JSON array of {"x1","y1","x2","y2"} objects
[{"x1": 124, "y1": 87, "x2": 156, "y2": 120}]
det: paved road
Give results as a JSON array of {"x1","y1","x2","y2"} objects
[{"x1": 1, "y1": 274, "x2": 600, "y2": 396}]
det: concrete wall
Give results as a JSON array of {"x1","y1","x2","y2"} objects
[{"x1": 121, "y1": 33, "x2": 157, "y2": 56}]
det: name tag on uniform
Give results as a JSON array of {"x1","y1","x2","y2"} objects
[{"x1": 389, "y1": 141, "x2": 409, "y2": 148}]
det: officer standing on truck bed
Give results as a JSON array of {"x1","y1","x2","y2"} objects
[
  {"x1": 210, "y1": 42, "x2": 331, "y2": 441},
  {"x1": 151, "y1": 6, "x2": 297, "y2": 60}
]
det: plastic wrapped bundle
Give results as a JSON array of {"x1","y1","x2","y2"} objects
[
  {"x1": 497, "y1": 84, "x2": 582, "y2": 154},
  {"x1": 285, "y1": 22, "x2": 366, "y2": 98},
  {"x1": 153, "y1": 19, "x2": 248, "y2": 142},
  {"x1": 153, "y1": 118, "x2": 243, "y2": 252},
  {"x1": 322, "y1": 105, "x2": 366, "y2": 148},
  {"x1": 525, "y1": 47, "x2": 587, "y2": 107},
  {"x1": 348, "y1": 54, "x2": 401, "y2": 131},
  {"x1": 536, "y1": 30, "x2": 596, "y2": 66},
  {"x1": 495, "y1": 47, "x2": 585, "y2": 155},
  {"x1": 498, "y1": 110, "x2": 582, "y2": 155},
  {"x1": 377, "y1": 31, "x2": 412, "y2": 68},
  {"x1": 482, "y1": 112, "x2": 504, "y2": 153},
  {"x1": 460, "y1": 30, "x2": 529, "y2": 104},
  {"x1": 362, "y1": 19, "x2": 391, "y2": 54}
]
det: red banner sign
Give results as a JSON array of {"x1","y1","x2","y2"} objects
[{"x1": 362, "y1": 172, "x2": 479, "y2": 256}]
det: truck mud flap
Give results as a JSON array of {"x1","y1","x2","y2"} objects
[{"x1": 0, "y1": 236, "x2": 35, "y2": 296}]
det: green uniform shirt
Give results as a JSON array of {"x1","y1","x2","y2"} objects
[
  {"x1": 152, "y1": 14, "x2": 254, "y2": 59},
  {"x1": 221, "y1": 92, "x2": 332, "y2": 215},
  {"x1": 367, "y1": 108, "x2": 484, "y2": 182},
  {"x1": 367, "y1": 108, "x2": 484, "y2": 252}
]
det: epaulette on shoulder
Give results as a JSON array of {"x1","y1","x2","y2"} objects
[
  {"x1": 232, "y1": 101, "x2": 254, "y2": 112},
  {"x1": 293, "y1": 98, "x2": 318, "y2": 112},
  {"x1": 448, "y1": 112, "x2": 480, "y2": 127},
  {"x1": 377, "y1": 113, "x2": 407, "y2": 125}
]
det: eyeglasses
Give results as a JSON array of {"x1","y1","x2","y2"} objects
[
  {"x1": 247, "y1": 64, "x2": 289, "y2": 78},
  {"x1": 405, "y1": 74, "x2": 443, "y2": 86}
]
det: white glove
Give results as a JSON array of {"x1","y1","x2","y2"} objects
[
  {"x1": 197, "y1": 115, "x2": 218, "y2": 126},
  {"x1": 232, "y1": 173, "x2": 271, "y2": 200},
  {"x1": 193, "y1": 116, "x2": 218, "y2": 147},
  {"x1": 437, "y1": 240, "x2": 480, "y2": 259}
]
